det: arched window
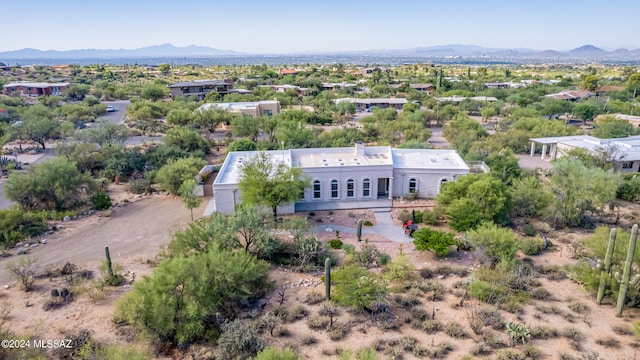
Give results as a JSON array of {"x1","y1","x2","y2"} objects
[
  {"x1": 362, "y1": 178, "x2": 371, "y2": 197},
  {"x1": 408, "y1": 178, "x2": 417, "y2": 194},
  {"x1": 313, "y1": 180, "x2": 321, "y2": 199},
  {"x1": 346, "y1": 179, "x2": 355, "y2": 198},
  {"x1": 331, "y1": 179, "x2": 339, "y2": 199}
]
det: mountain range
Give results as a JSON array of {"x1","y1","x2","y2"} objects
[{"x1": 0, "y1": 43, "x2": 639, "y2": 62}]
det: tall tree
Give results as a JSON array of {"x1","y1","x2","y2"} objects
[
  {"x1": 14, "y1": 104, "x2": 59, "y2": 149},
  {"x1": 238, "y1": 152, "x2": 309, "y2": 220}
]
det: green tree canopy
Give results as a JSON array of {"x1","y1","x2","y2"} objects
[
  {"x1": 155, "y1": 157, "x2": 207, "y2": 195},
  {"x1": 437, "y1": 173, "x2": 511, "y2": 231},
  {"x1": 141, "y1": 84, "x2": 169, "y2": 102},
  {"x1": 238, "y1": 152, "x2": 309, "y2": 219},
  {"x1": 413, "y1": 227, "x2": 457, "y2": 257},
  {"x1": 592, "y1": 115, "x2": 635, "y2": 138},
  {"x1": 6, "y1": 157, "x2": 95, "y2": 211}
]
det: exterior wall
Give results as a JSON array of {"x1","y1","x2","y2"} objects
[
  {"x1": 299, "y1": 166, "x2": 393, "y2": 205},
  {"x1": 3, "y1": 84, "x2": 68, "y2": 97},
  {"x1": 257, "y1": 102, "x2": 280, "y2": 117},
  {"x1": 392, "y1": 169, "x2": 467, "y2": 199}
]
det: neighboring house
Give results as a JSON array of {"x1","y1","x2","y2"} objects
[
  {"x1": 198, "y1": 100, "x2": 280, "y2": 117},
  {"x1": 596, "y1": 85, "x2": 627, "y2": 96},
  {"x1": 545, "y1": 89, "x2": 594, "y2": 101},
  {"x1": 333, "y1": 97, "x2": 408, "y2": 111},
  {"x1": 261, "y1": 84, "x2": 312, "y2": 96},
  {"x1": 529, "y1": 134, "x2": 640, "y2": 171},
  {"x1": 167, "y1": 79, "x2": 233, "y2": 99},
  {"x1": 596, "y1": 113, "x2": 640, "y2": 129},
  {"x1": 210, "y1": 143, "x2": 471, "y2": 214},
  {"x1": 435, "y1": 95, "x2": 498, "y2": 103},
  {"x1": 410, "y1": 83, "x2": 436, "y2": 94},
  {"x1": 280, "y1": 69, "x2": 299, "y2": 76},
  {"x1": 2, "y1": 82, "x2": 69, "y2": 97},
  {"x1": 321, "y1": 82, "x2": 358, "y2": 91}
]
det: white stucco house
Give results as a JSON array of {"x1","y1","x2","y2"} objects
[
  {"x1": 529, "y1": 135, "x2": 640, "y2": 171},
  {"x1": 210, "y1": 143, "x2": 471, "y2": 214}
]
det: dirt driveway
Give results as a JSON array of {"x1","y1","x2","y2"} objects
[{"x1": 0, "y1": 192, "x2": 206, "y2": 285}]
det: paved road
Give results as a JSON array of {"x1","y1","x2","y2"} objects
[{"x1": 97, "y1": 100, "x2": 130, "y2": 125}]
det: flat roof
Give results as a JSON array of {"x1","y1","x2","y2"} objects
[
  {"x1": 3, "y1": 82, "x2": 69, "y2": 88},
  {"x1": 392, "y1": 149, "x2": 468, "y2": 170},
  {"x1": 291, "y1": 146, "x2": 393, "y2": 168},
  {"x1": 168, "y1": 79, "x2": 228, "y2": 88},
  {"x1": 215, "y1": 145, "x2": 469, "y2": 185},
  {"x1": 199, "y1": 100, "x2": 278, "y2": 112},
  {"x1": 530, "y1": 135, "x2": 640, "y2": 161},
  {"x1": 333, "y1": 98, "x2": 408, "y2": 105},
  {"x1": 214, "y1": 150, "x2": 291, "y2": 185}
]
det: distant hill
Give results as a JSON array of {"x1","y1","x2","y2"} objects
[
  {"x1": 0, "y1": 43, "x2": 238, "y2": 59},
  {"x1": 1, "y1": 43, "x2": 639, "y2": 63}
]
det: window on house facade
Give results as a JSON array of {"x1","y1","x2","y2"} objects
[
  {"x1": 331, "y1": 180, "x2": 339, "y2": 199},
  {"x1": 313, "y1": 180, "x2": 321, "y2": 199},
  {"x1": 263, "y1": 109, "x2": 273, "y2": 117},
  {"x1": 346, "y1": 179, "x2": 355, "y2": 198},
  {"x1": 408, "y1": 178, "x2": 417, "y2": 193},
  {"x1": 622, "y1": 161, "x2": 633, "y2": 169},
  {"x1": 362, "y1": 178, "x2": 370, "y2": 197}
]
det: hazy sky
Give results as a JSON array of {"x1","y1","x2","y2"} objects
[{"x1": 3, "y1": 0, "x2": 639, "y2": 53}]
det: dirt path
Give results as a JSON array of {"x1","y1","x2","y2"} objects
[{"x1": 0, "y1": 193, "x2": 206, "y2": 285}]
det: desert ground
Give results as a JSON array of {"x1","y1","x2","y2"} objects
[{"x1": 0, "y1": 190, "x2": 639, "y2": 359}]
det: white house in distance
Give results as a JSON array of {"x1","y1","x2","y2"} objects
[
  {"x1": 529, "y1": 135, "x2": 640, "y2": 171},
  {"x1": 211, "y1": 143, "x2": 471, "y2": 214}
]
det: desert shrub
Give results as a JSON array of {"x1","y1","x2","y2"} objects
[
  {"x1": 301, "y1": 335, "x2": 316, "y2": 345},
  {"x1": 468, "y1": 222, "x2": 519, "y2": 267},
  {"x1": 464, "y1": 303, "x2": 503, "y2": 334},
  {"x1": 568, "y1": 300, "x2": 589, "y2": 314},
  {"x1": 413, "y1": 227, "x2": 457, "y2": 257},
  {"x1": 431, "y1": 342, "x2": 453, "y2": 359},
  {"x1": 530, "y1": 325, "x2": 559, "y2": 339},
  {"x1": 472, "y1": 342, "x2": 493, "y2": 356},
  {"x1": 353, "y1": 244, "x2": 383, "y2": 268},
  {"x1": 286, "y1": 305, "x2": 308, "y2": 322},
  {"x1": 341, "y1": 244, "x2": 356, "y2": 255},
  {"x1": 469, "y1": 265, "x2": 534, "y2": 309},
  {"x1": 305, "y1": 291, "x2": 324, "y2": 305},
  {"x1": 356, "y1": 347, "x2": 379, "y2": 360},
  {"x1": 260, "y1": 312, "x2": 283, "y2": 336},
  {"x1": 90, "y1": 193, "x2": 111, "y2": 210},
  {"x1": 385, "y1": 254, "x2": 415, "y2": 282},
  {"x1": 114, "y1": 245, "x2": 270, "y2": 346},
  {"x1": 128, "y1": 178, "x2": 153, "y2": 194},
  {"x1": 563, "y1": 327, "x2": 584, "y2": 342},
  {"x1": 522, "y1": 224, "x2": 537, "y2": 236},
  {"x1": 612, "y1": 325, "x2": 634, "y2": 336},
  {"x1": 328, "y1": 322, "x2": 349, "y2": 341},
  {"x1": 522, "y1": 344, "x2": 541, "y2": 359},
  {"x1": 5, "y1": 256, "x2": 39, "y2": 292},
  {"x1": 377, "y1": 253, "x2": 391, "y2": 265},
  {"x1": 255, "y1": 347, "x2": 299, "y2": 360},
  {"x1": 495, "y1": 349, "x2": 525, "y2": 360},
  {"x1": 217, "y1": 319, "x2": 263, "y2": 360},
  {"x1": 419, "y1": 319, "x2": 442, "y2": 333},
  {"x1": 308, "y1": 316, "x2": 329, "y2": 330},
  {"x1": 328, "y1": 239, "x2": 343, "y2": 249},
  {"x1": 531, "y1": 287, "x2": 552, "y2": 300},
  {"x1": 444, "y1": 321, "x2": 467, "y2": 338},
  {"x1": 421, "y1": 209, "x2": 439, "y2": 225},
  {"x1": 0, "y1": 207, "x2": 47, "y2": 247},
  {"x1": 364, "y1": 220, "x2": 373, "y2": 226},
  {"x1": 519, "y1": 237, "x2": 542, "y2": 256},
  {"x1": 595, "y1": 337, "x2": 621, "y2": 348}
]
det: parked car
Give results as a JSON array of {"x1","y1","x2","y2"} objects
[{"x1": 106, "y1": 106, "x2": 115, "y2": 112}]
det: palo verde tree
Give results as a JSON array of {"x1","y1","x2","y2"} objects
[
  {"x1": 238, "y1": 152, "x2": 309, "y2": 220},
  {"x1": 5, "y1": 157, "x2": 95, "y2": 211},
  {"x1": 13, "y1": 104, "x2": 60, "y2": 149}
]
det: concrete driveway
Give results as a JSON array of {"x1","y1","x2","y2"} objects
[{"x1": 97, "y1": 100, "x2": 130, "y2": 125}]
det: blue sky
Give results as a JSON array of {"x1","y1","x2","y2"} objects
[{"x1": 3, "y1": 0, "x2": 639, "y2": 53}]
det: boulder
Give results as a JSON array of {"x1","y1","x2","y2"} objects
[{"x1": 63, "y1": 216, "x2": 71, "y2": 222}]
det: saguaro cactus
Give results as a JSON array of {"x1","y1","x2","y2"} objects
[
  {"x1": 615, "y1": 224, "x2": 638, "y2": 317},
  {"x1": 597, "y1": 228, "x2": 617, "y2": 305},
  {"x1": 325, "y1": 258, "x2": 331, "y2": 300},
  {"x1": 357, "y1": 219, "x2": 364, "y2": 242},
  {"x1": 105, "y1": 246, "x2": 114, "y2": 279}
]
